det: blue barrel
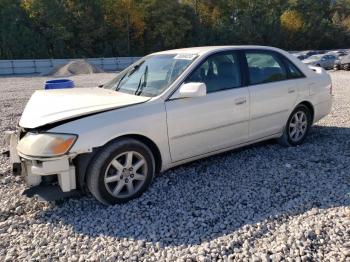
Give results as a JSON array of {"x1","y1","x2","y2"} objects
[{"x1": 45, "y1": 79, "x2": 75, "y2": 90}]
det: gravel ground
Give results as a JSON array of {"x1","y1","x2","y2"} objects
[{"x1": 0, "y1": 72, "x2": 349, "y2": 261}]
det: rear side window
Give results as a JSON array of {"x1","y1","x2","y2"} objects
[
  {"x1": 245, "y1": 52, "x2": 287, "y2": 85},
  {"x1": 283, "y1": 58, "x2": 304, "y2": 79}
]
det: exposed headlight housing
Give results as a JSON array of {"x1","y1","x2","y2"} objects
[{"x1": 17, "y1": 133, "x2": 78, "y2": 157}]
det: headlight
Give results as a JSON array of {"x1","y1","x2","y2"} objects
[{"x1": 17, "y1": 133, "x2": 77, "y2": 157}]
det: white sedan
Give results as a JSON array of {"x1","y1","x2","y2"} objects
[{"x1": 4, "y1": 46, "x2": 332, "y2": 205}]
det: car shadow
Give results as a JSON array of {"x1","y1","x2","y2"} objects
[{"x1": 35, "y1": 125, "x2": 350, "y2": 247}]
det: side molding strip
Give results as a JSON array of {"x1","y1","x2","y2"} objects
[
  {"x1": 251, "y1": 109, "x2": 288, "y2": 121},
  {"x1": 171, "y1": 120, "x2": 248, "y2": 140}
]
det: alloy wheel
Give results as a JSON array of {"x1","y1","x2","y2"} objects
[
  {"x1": 104, "y1": 151, "x2": 148, "y2": 198},
  {"x1": 289, "y1": 111, "x2": 308, "y2": 142}
]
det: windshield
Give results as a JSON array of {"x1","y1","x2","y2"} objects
[{"x1": 104, "y1": 54, "x2": 197, "y2": 97}]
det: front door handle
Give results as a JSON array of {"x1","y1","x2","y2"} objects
[
  {"x1": 235, "y1": 97, "x2": 247, "y2": 105},
  {"x1": 288, "y1": 88, "x2": 295, "y2": 94}
]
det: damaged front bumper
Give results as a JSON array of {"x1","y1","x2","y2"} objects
[
  {"x1": 3, "y1": 130, "x2": 78, "y2": 200},
  {"x1": 3, "y1": 131, "x2": 22, "y2": 175}
]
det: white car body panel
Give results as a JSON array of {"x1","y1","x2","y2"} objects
[
  {"x1": 166, "y1": 87, "x2": 249, "y2": 162},
  {"x1": 19, "y1": 87, "x2": 149, "y2": 128},
  {"x1": 7, "y1": 46, "x2": 332, "y2": 194},
  {"x1": 49, "y1": 101, "x2": 172, "y2": 168},
  {"x1": 248, "y1": 79, "x2": 298, "y2": 140}
]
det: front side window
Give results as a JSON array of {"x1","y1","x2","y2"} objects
[
  {"x1": 104, "y1": 54, "x2": 197, "y2": 97},
  {"x1": 245, "y1": 52, "x2": 287, "y2": 85},
  {"x1": 186, "y1": 52, "x2": 241, "y2": 93}
]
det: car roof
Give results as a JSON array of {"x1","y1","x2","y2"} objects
[{"x1": 152, "y1": 45, "x2": 284, "y2": 56}]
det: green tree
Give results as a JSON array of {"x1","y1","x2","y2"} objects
[
  {"x1": 140, "y1": 0, "x2": 195, "y2": 52},
  {"x1": 21, "y1": 0, "x2": 72, "y2": 57},
  {"x1": 103, "y1": 0, "x2": 145, "y2": 56},
  {"x1": 1, "y1": 0, "x2": 350, "y2": 59},
  {"x1": 0, "y1": 0, "x2": 47, "y2": 59}
]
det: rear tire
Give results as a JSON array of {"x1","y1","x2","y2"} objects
[
  {"x1": 278, "y1": 105, "x2": 312, "y2": 147},
  {"x1": 86, "y1": 138, "x2": 155, "y2": 205}
]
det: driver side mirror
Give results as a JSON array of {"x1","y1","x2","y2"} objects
[{"x1": 178, "y1": 82, "x2": 207, "y2": 98}]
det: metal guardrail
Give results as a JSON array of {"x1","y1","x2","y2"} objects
[{"x1": 0, "y1": 57, "x2": 141, "y2": 75}]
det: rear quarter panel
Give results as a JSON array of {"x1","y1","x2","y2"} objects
[
  {"x1": 307, "y1": 70, "x2": 332, "y2": 123},
  {"x1": 295, "y1": 66, "x2": 332, "y2": 123},
  {"x1": 268, "y1": 49, "x2": 332, "y2": 125}
]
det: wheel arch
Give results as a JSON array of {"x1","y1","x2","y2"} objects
[
  {"x1": 279, "y1": 100, "x2": 315, "y2": 147},
  {"x1": 74, "y1": 133, "x2": 163, "y2": 192},
  {"x1": 297, "y1": 101, "x2": 315, "y2": 124},
  {"x1": 114, "y1": 134, "x2": 163, "y2": 174}
]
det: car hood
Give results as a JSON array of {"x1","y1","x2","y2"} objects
[{"x1": 19, "y1": 87, "x2": 150, "y2": 128}]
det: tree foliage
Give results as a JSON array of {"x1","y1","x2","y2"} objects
[
  {"x1": 1, "y1": 0, "x2": 350, "y2": 59},
  {"x1": 281, "y1": 10, "x2": 304, "y2": 33}
]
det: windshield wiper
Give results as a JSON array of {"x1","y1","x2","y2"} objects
[
  {"x1": 135, "y1": 65, "x2": 148, "y2": 96},
  {"x1": 128, "y1": 61, "x2": 145, "y2": 77},
  {"x1": 115, "y1": 61, "x2": 145, "y2": 91}
]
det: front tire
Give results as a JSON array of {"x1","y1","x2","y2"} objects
[
  {"x1": 86, "y1": 138, "x2": 155, "y2": 205},
  {"x1": 278, "y1": 105, "x2": 312, "y2": 147}
]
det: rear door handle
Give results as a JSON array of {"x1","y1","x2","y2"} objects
[{"x1": 235, "y1": 97, "x2": 247, "y2": 105}]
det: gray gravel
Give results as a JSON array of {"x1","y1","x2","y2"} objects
[{"x1": 0, "y1": 72, "x2": 349, "y2": 261}]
